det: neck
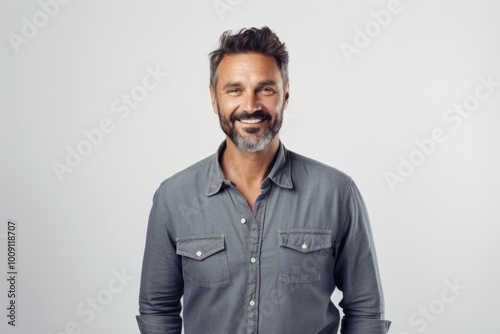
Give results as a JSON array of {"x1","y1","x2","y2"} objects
[{"x1": 221, "y1": 137, "x2": 280, "y2": 187}]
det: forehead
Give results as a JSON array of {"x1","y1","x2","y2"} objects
[{"x1": 217, "y1": 53, "x2": 282, "y2": 84}]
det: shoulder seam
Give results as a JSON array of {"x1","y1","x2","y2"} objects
[
  {"x1": 158, "y1": 155, "x2": 213, "y2": 188},
  {"x1": 339, "y1": 177, "x2": 354, "y2": 237}
]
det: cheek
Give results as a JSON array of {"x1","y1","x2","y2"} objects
[
  {"x1": 219, "y1": 99, "x2": 240, "y2": 114},
  {"x1": 269, "y1": 94, "x2": 284, "y2": 106},
  {"x1": 269, "y1": 98, "x2": 285, "y2": 114}
]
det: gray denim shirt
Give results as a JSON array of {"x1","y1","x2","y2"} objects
[{"x1": 137, "y1": 141, "x2": 391, "y2": 334}]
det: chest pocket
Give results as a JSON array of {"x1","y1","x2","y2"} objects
[
  {"x1": 278, "y1": 230, "x2": 332, "y2": 284},
  {"x1": 176, "y1": 234, "x2": 229, "y2": 288}
]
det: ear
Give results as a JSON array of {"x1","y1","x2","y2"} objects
[
  {"x1": 283, "y1": 82, "x2": 290, "y2": 110},
  {"x1": 209, "y1": 85, "x2": 218, "y2": 114}
]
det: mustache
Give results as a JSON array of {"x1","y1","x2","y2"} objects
[{"x1": 230, "y1": 110, "x2": 272, "y2": 122}]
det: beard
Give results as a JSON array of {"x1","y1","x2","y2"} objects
[{"x1": 217, "y1": 104, "x2": 284, "y2": 152}]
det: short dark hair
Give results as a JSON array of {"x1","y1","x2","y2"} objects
[{"x1": 209, "y1": 26, "x2": 289, "y2": 89}]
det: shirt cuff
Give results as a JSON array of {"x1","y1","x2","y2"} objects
[
  {"x1": 136, "y1": 314, "x2": 182, "y2": 334},
  {"x1": 341, "y1": 318, "x2": 392, "y2": 334}
]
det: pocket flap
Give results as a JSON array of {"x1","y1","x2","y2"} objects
[
  {"x1": 278, "y1": 230, "x2": 331, "y2": 253},
  {"x1": 176, "y1": 234, "x2": 225, "y2": 260}
]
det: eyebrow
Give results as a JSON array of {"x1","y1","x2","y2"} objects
[
  {"x1": 221, "y1": 80, "x2": 279, "y2": 91},
  {"x1": 222, "y1": 82, "x2": 243, "y2": 91},
  {"x1": 257, "y1": 80, "x2": 278, "y2": 87}
]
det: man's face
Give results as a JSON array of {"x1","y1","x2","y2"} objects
[{"x1": 210, "y1": 53, "x2": 289, "y2": 152}]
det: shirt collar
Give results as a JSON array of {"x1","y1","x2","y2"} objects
[{"x1": 206, "y1": 140, "x2": 293, "y2": 196}]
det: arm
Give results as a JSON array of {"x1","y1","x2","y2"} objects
[
  {"x1": 136, "y1": 188, "x2": 184, "y2": 334},
  {"x1": 334, "y1": 179, "x2": 391, "y2": 334}
]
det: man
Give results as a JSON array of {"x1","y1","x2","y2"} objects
[{"x1": 137, "y1": 27, "x2": 391, "y2": 334}]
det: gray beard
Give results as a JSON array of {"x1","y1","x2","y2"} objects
[{"x1": 229, "y1": 126, "x2": 274, "y2": 152}]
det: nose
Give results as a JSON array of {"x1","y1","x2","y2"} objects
[{"x1": 242, "y1": 92, "x2": 260, "y2": 113}]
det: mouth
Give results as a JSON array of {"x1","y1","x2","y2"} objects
[{"x1": 238, "y1": 118, "x2": 267, "y2": 124}]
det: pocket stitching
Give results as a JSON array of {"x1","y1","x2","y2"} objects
[
  {"x1": 278, "y1": 230, "x2": 331, "y2": 284},
  {"x1": 176, "y1": 234, "x2": 230, "y2": 288}
]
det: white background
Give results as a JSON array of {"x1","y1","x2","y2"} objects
[{"x1": 1, "y1": 0, "x2": 499, "y2": 333}]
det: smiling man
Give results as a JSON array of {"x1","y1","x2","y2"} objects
[{"x1": 137, "y1": 27, "x2": 391, "y2": 334}]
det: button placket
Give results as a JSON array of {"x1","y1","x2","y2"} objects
[
  {"x1": 244, "y1": 184, "x2": 271, "y2": 334},
  {"x1": 245, "y1": 204, "x2": 266, "y2": 334}
]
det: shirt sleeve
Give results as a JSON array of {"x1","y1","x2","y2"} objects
[
  {"x1": 334, "y1": 179, "x2": 391, "y2": 334},
  {"x1": 136, "y1": 188, "x2": 184, "y2": 334}
]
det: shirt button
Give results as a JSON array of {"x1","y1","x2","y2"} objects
[
  {"x1": 240, "y1": 218, "x2": 246, "y2": 224},
  {"x1": 249, "y1": 300, "x2": 255, "y2": 306},
  {"x1": 301, "y1": 243, "x2": 308, "y2": 250},
  {"x1": 250, "y1": 257, "x2": 256, "y2": 263},
  {"x1": 196, "y1": 251, "x2": 203, "y2": 257}
]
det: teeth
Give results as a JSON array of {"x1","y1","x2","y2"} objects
[{"x1": 240, "y1": 119, "x2": 263, "y2": 124}]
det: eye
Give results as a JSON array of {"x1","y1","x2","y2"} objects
[
  {"x1": 259, "y1": 87, "x2": 275, "y2": 95},
  {"x1": 227, "y1": 88, "x2": 242, "y2": 95}
]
